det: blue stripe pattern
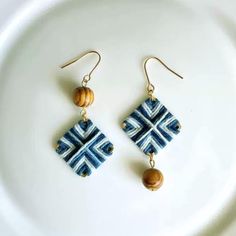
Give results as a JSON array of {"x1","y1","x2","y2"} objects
[
  {"x1": 56, "y1": 119, "x2": 113, "y2": 177},
  {"x1": 122, "y1": 98, "x2": 181, "y2": 155}
]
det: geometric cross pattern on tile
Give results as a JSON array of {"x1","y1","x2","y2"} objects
[
  {"x1": 56, "y1": 119, "x2": 113, "y2": 177},
  {"x1": 122, "y1": 98, "x2": 181, "y2": 155}
]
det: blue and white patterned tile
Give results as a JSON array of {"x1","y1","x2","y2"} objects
[
  {"x1": 56, "y1": 119, "x2": 113, "y2": 177},
  {"x1": 122, "y1": 98, "x2": 181, "y2": 155}
]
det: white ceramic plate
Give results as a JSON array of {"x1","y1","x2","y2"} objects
[{"x1": 0, "y1": 1, "x2": 236, "y2": 236}]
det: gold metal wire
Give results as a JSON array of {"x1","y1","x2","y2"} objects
[
  {"x1": 143, "y1": 56, "x2": 183, "y2": 98},
  {"x1": 80, "y1": 108, "x2": 88, "y2": 122},
  {"x1": 60, "y1": 50, "x2": 101, "y2": 121},
  {"x1": 60, "y1": 50, "x2": 101, "y2": 87},
  {"x1": 148, "y1": 153, "x2": 155, "y2": 168}
]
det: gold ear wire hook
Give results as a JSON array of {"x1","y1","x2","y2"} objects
[
  {"x1": 143, "y1": 56, "x2": 183, "y2": 98},
  {"x1": 60, "y1": 50, "x2": 101, "y2": 86}
]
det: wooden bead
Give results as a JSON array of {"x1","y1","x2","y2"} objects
[
  {"x1": 73, "y1": 87, "x2": 94, "y2": 107},
  {"x1": 142, "y1": 168, "x2": 163, "y2": 191}
]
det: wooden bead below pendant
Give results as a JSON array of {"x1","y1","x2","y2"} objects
[
  {"x1": 142, "y1": 168, "x2": 163, "y2": 191},
  {"x1": 73, "y1": 87, "x2": 94, "y2": 107}
]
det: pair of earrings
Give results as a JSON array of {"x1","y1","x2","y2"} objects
[{"x1": 55, "y1": 50, "x2": 183, "y2": 191}]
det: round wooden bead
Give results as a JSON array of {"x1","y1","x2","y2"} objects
[
  {"x1": 142, "y1": 168, "x2": 163, "y2": 191},
  {"x1": 73, "y1": 87, "x2": 94, "y2": 107}
]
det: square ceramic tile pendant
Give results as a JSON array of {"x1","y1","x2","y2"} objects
[
  {"x1": 56, "y1": 119, "x2": 113, "y2": 177},
  {"x1": 122, "y1": 98, "x2": 181, "y2": 155}
]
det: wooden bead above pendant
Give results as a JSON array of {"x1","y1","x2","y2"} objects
[
  {"x1": 73, "y1": 87, "x2": 94, "y2": 107},
  {"x1": 142, "y1": 168, "x2": 163, "y2": 191}
]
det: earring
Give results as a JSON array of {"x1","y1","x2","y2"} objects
[
  {"x1": 122, "y1": 56, "x2": 183, "y2": 191},
  {"x1": 55, "y1": 51, "x2": 114, "y2": 177}
]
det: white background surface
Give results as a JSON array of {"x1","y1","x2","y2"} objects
[{"x1": 0, "y1": 0, "x2": 236, "y2": 236}]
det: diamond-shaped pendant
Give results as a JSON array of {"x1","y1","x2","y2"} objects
[
  {"x1": 56, "y1": 119, "x2": 113, "y2": 177},
  {"x1": 122, "y1": 98, "x2": 181, "y2": 155}
]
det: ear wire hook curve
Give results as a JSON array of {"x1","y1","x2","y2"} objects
[
  {"x1": 143, "y1": 56, "x2": 183, "y2": 98},
  {"x1": 60, "y1": 50, "x2": 101, "y2": 87}
]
